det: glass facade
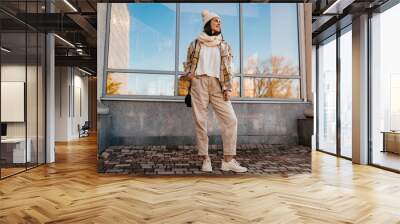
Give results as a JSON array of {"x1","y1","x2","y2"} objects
[
  {"x1": 105, "y1": 3, "x2": 302, "y2": 99},
  {"x1": 370, "y1": 4, "x2": 400, "y2": 171},
  {"x1": 314, "y1": 1, "x2": 400, "y2": 172},
  {"x1": 0, "y1": 2, "x2": 46, "y2": 179},
  {"x1": 317, "y1": 35, "x2": 337, "y2": 154},
  {"x1": 316, "y1": 26, "x2": 353, "y2": 158}
]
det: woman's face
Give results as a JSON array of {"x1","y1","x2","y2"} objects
[{"x1": 210, "y1": 17, "x2": 221, "y2": 33}]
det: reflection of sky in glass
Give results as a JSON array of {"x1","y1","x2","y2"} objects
[
  {"x1": 128, "y1": 3, "x2": 176, "y2": 71},
  {"x1": 127, "y1": 4, "x2": 176, "y2": 95},
  {"x1": 243, "y1": 4, "x2": 299, "y2": 75}
]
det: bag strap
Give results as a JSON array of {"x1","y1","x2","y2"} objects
[
  {"x1": 188, "y1": 39, "x2": 199, "y2": 94},
  {"x1": 189, "y1": 39, "x2": 200, "y2": 75}
]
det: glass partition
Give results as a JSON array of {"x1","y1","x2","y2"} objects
[
  {"x1": 0, "y1": 2, "x2": 46, "y2": 179},
  {"x1": 1, "y1": 31, "x2": 28, "y2": 177}
]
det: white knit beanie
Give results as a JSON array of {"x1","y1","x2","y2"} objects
[{"x1": 201, "y1": 10, "x2": 220, "y2": 27}]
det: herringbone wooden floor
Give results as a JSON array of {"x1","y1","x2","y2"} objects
[{"x1": 1, "y1": 135, "x2": 400, "y2": 224}]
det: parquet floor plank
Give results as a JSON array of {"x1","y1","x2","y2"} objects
[{"x1": 0, "y1": 135, "x2": 399, "y2": 223}]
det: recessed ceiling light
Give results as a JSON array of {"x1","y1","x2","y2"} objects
[
  {"x1": 1, "y1": 47, "x2": 11, "y2": 53},
  {"x1": 322, "y1": 0, "x2": 354, "y2": 15},
  {"x1": 78, "y1": 67, "x2": 93, "y2": 76},
  {"x1": 54, "y1": 34, "x2": 75, "y2": 48},
  {"x1": 63, "y1": 0, "x2": 78, "y2": 12}
]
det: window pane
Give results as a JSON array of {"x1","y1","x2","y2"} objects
[
  {"x1": 243, "y1": 77, "x2": 299, "y2": 98},
  {"x1": 106, "y1": 73, "x2": 175, "y2": 96},
  {"x1": 231, "y1": 76, "x2": 240, "y2": 97},
  {"x1": 317, "y1": 36, "x2": 337, "y2": 154},
  {"x1": 371, "y1": 4, "x2": 400, "y2": 171},
  {"x1": 179, "y1": 3, "x2": 239, "y2": 74},
  {"x1": 340, "y1": 29, "x2": 352, "y2": 158},
  {"x1": 108, "y1": 3, "x2": 176, "y2": 71},
  {"x1": 177, "y1": 75, "x2": 190, "y2": 96},
  {"x1": 243, "y1": 4, "x2": 299, "y2": 76}
]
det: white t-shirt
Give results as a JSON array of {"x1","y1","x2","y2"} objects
[{"x1": 195, "y1": 44, "x2": 221, "y2": 79}]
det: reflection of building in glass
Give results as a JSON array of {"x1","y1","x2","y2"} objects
[
  {"x1": 322, "y1": 70, "x2": 336, "y2": 144},
  {"x1": 107, "y1": 4, "x2": 130, "y2": 95}
]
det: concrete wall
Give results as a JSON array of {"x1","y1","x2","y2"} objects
[{"x1": 98, "y1": 100, "x2": 311, "y2": 153}]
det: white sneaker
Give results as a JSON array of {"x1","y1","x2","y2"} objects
[
  {"x1": 202, "y1": 158, "x2": 213, "y2": 172},
  {"x1": 221, "y1": 158, "x2": 248, "y2": 173}
]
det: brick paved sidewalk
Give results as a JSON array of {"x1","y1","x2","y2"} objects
[{"x1": 98, "y1": 144, "x2": 311, "y2": 176}]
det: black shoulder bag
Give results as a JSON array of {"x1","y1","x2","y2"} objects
[{"x1": 184, "y1": 85, "x2": 192, "y2": 107}]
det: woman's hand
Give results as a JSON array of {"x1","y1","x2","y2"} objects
[
  {"x1": 186, "y1": 72, "x2": 195, "y2": 81},
  {"x1": 223, "y1": 90, "x2": 231, "y2": 101}
]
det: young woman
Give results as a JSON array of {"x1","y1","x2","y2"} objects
[{"x1": 183, "y1": 10, "x2": 247, "y2": 173}]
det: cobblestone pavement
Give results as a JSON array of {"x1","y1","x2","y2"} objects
[{"x1": 98, "y1": 144, "x2": 311, "y2": 176}]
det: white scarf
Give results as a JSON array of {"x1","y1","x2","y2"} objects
[{"x1": 197, "y1": 32, "x2": 222, "y2": 47}]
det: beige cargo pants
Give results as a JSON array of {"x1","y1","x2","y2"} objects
[{"x1": 190, "y1": 75, "x2": 238, "y2": 156}]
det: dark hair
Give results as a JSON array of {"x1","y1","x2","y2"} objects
[{"x1": 203, "y1": 20, "x2": 221, "y2": 36}]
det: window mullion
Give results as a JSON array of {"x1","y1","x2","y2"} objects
[{"x1": 174, "y1": 3, "x2": 180, "y2": 96}]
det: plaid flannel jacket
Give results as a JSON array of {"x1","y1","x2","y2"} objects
[{"x1": 183, "y1": 39, "x2": 234, "y2": 92}]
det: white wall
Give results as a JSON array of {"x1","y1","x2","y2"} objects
[
  {"x1": 55, "y1": 66, "x2": 69, "y2": 141},
  {"x1": 71, "y1": 72, "x2": 89, "y2": 138},
  {"x1": 55, "y1": 67, "x2": 89, "y2": 141}
]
